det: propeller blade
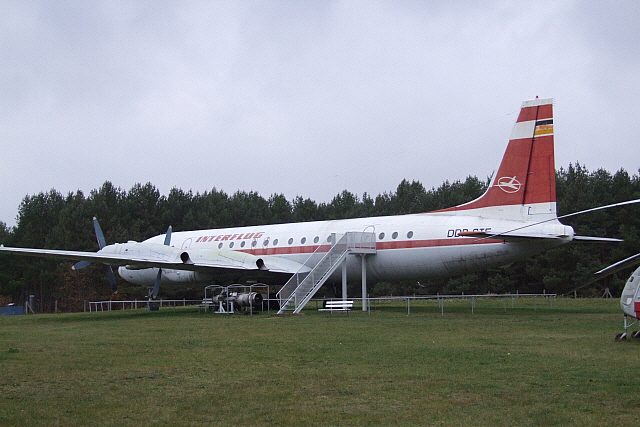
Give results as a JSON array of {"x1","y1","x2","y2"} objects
[
  {"x1": 94, "y1": 217, "x2": 117, "y2": 291},
  {"x1": 93, "y1": 217, "x2": 108, "y2": 249},
  {"x1": 147, "y1": 226, "x2": 172, "y2": 299},
  {"x1": 151, "y1": 269, "x2": 162, "y2": 298},
  {"x1": 596, "y1": 253, "x2": 640, "y2": 278},
  {"x1": 106, "y1": 266, "x2": 118, "y2": 292},
  {"x1": 73, "y1": 217, "x2": 109, "y2": 270},
  {"x1": 93, "y1": 217, "x2": 107, "y2": 249},
  {"x1": 163, "y1": 226, "x2": 172, "y2": 246},
  {"x1": 72, "y1": 260, "x2": 92, "y2": 270}
]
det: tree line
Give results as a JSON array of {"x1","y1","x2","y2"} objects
[{"x1": 1, "y1": 163, "x2": 639, "y2": 312}]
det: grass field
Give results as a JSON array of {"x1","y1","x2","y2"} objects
[{"x1": 1, "y1": 297, "x2": 639, "y2": 426}]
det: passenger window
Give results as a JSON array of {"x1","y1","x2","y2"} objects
[
  {"x1": 241, "y1": 241, "x2": 246, "y2": 248},
  {"x1": 229, "y1": 242, "x2": 234, "y2": 248},
  {"x1": 301, "y1": 237, "x2": 307, "y2": 244},
  {"x1": 288, "y1": 238, "x2": 293, "y2": 245},
  {"x1": 273, "y1": 239, "x2": 278, "y2": 246},
  {"x1": 392, "y1": 232, "x2": 398, "y2": 239},
  {"x1": 218, "y1": 243, "x2": 223, "y2": 249},
  {"x1": 314, "y1": 236, "x2": 319, "y2": 243},
  {"x1": 379, "y1": 232, "x2": 385, "y2": 240},
  {"x1": 407, "y1": 231, "x2": 414, "y2": 239}
]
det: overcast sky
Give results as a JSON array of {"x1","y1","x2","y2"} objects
[{"x1": 2, "y1": 1, "x2": 639, "y2": 228}]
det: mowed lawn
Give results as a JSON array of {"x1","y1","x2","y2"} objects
[{"x1": 1, "y1": 298, "x2": 638, "y2": 426}]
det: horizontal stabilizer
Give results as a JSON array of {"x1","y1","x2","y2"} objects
[
  {"x1": 459, "y1": 232, "x2": 622, "y2": 243},
  {"x1": 573, "y1": 236, "x2": 623, "y2": 243},
  {"x1": 457, "y1": 231, "x2": 563, "y2": 242}
]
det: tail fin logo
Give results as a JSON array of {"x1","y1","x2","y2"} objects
[{"x1": 496, "y1": 176, "x2": 522, "y2": 193}]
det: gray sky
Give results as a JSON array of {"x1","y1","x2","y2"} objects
[{"x1": 2, "y1": 1, "x2": 639, "y2": 228}]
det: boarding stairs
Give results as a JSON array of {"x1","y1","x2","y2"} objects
[{"x1": 277, "y1": 232, "x2": 376, "y2": 314}]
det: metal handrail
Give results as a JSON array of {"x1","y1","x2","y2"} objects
[{"x1": 277, "y1": 232, "x2": 376, "y2": 313}]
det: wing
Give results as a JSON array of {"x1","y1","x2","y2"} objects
[
  {"x1": 0, "y1": 245, "x2": 309, "y2": 275},
  {"x1": 0, "y1": 246, "x2": 129, "y2": 265}
]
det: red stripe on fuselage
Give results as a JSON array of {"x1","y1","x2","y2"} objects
[{"x1": 235, "y1": 238, "x2": 504, "y2": 256}]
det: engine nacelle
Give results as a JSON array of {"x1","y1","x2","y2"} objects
[
  {"x1": 235, "y1": 292, "x2": 263, "y2": 307},
  {"x1": 118, "y1": 267, "x2": 214, "y2": 286},
  {"x1": 212, "y1": 291, "x2": 264, "y2": 310}
]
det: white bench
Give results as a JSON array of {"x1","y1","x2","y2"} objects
[
  {"x1": 318, "y1": 300, "x2": 353, "y2": 313},
  {"x1": 199, "y1": 298, "x2": 214, "y2": 312}
]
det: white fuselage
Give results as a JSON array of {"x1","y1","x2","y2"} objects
[{"x1": 118, "y1": 205, "x2": 574, "y2": 286}]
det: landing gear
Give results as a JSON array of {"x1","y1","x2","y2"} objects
[
  {"x1": 146, "y1": 299, "x2": 160, "y2": 311},
  {"x1": 146, "y1": 285, "x2": 160, "y2": 311},
  {"x1": 616, "y1": 315, "x2": 639, "y2": 341}
]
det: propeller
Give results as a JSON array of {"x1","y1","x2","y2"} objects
[
  {"x1": 149, "y1": 225, "x2": 172, "y2": 299},
  {"x1": 73, "y1": 218, "x2": 173, "y2": 298},
  {"x1": 73, "y1": 217, "x2": 118, "y2": 293}
]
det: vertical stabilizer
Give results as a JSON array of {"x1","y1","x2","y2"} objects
[{"x1": 437, "y1": 98, "x2": 556, "y2": 219}]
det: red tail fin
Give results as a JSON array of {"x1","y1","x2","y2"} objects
[{"x1": 438, "y1": 98, "x2": 556, "y2": 215}]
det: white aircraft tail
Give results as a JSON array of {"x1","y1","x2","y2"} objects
[{"x1": 436, "y1": 98, "x2": 557, "y2": 221}]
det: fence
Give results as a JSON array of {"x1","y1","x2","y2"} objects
[
  {"x1": 87, "y1": 293, "x2": 556, "y2": 315},
  {"x1": 310, "y1": 293, "x2": 557, "y2": 315},
  {"x1": 88, "y1": 299, "x2": 201, "y2": 312}
]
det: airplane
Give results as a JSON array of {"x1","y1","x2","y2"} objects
[
  {"x1": 593, "y1": 253, "x2": 640, "y2": 340},
  {"x1": 0, "y1": 98, "x2": 635, "y2": 314}
]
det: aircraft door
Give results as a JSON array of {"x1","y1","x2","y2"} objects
[{"x1": 362, "y1": 225, "x2": 377, "y2": 248}]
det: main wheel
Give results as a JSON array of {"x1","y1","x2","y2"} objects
[{"x1": 615, "y1": 333, "x2": 627, "y2": 341}]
